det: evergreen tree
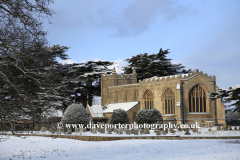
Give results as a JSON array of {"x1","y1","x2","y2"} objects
[
  {"x1": 208, "y1": 85, "x2": 240, "y2": 112},
  {"x1": 55, "y1": 61, "x2": 113, "y2": 112},
  {"x1": 123, "y1": 48, "x2": 191, "y2": 81},
  {"x1": 0, "y1": 0, "x2": 70, "y2": 131}
]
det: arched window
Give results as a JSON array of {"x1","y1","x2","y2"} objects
[
  {"x1": 164, "y1": 89, "x2": 175, "y2": 114},
  {"x1": 189, "y1": 85, "x2": 206, "y2": 112},
  {"x1": 144, "y1": 90, "x2": 153, "y2": 109},
  {"x1": 115, "y1": 92, "x2": 118, "y2": 103},
  {"x1": 124, "y1": 91, "x2": 127, "y2": 102},
  {"x1": 133, "y1": 90, "x2": 137, "y2": 101}
]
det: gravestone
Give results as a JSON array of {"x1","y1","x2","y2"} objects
[
  {"x1": 100, "y1": 128, "x2": 105, "y2": 133},
  {"x1": 156, "y1": 130, "x2": 161, "y2": 135},
  {"x1": 126, "y1": 130, "x2": 130, "y2": 135},
  {"x1": 134, "y1": 129, "x2": 139, "y2": 135},
  {"x1": 75, "y1": 128, "x2": 79, "y2": 132},
  {"x1": 165, "y1": 128, "x2": 168, "y2": 134},
  {"x1": 67, "y1": 128, "x2": 72, "y2": 134},
  {"x1": 118, "y1": 128, "x2": 123, "y2": 134},
  {"x1": 234, "y1": 126, "x2": 237, "y2": 130},
  {"x1": 169, "y1": 128, "x2": 176, "y2": 135},
  {"x1": 140, "y1": 129, "x2": 144, "y2": 134},
  {"x1": 83, "y1": 128, "x2": 87, "y2": 132},
  {"x1": 161, "y1": 130, "x2": 166, "y2": 135},
  {"x1": 92, "y1": 128, "x2": 97, "y2": 134},
  {"x1": 154, "y1": 127, "x2": 157, "y2": 133},
  {"x1": 222, "y1": 125, "x2": 227, "y2": 131},
  {"x1": 131, "y1": 129, "x2": 135, "y2": 134},
  {"x1": 144, "y1": 128, "x2": 150, "y2": 134},
  {"x1": 108, "y1": 128, "x2": 112, "y2": 134},
  {"x1": 216, "y1": 126, "x2": 221, "y2": 131},
  {"x1": 227, "y1": 125, "x2": 231, "y2": 130}
]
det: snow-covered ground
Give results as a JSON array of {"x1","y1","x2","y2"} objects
[{"x1": 0, "y1": 136, "x2": 240, "y2": 160}]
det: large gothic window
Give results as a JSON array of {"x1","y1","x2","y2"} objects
[
  {"x1": 164, "y1": 89, "x2": 175, "y2": 114},
  {"x1": 189, "y1": 85, "x2": 206, "y2": 112},
  {"x1": 144, "y1": 90, "x2": 153, "y2": 109}
]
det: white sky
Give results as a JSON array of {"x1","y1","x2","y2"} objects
[{"x1": 45, "y1": 0, "x2": 240, "y2": 89}]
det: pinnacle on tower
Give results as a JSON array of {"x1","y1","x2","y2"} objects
[
  {"x1": 133, "y1": 67, "x2": 136, "y2": 74},
  {"x1": 113, "y1": 67, "x2": 116, "y2": 73}
]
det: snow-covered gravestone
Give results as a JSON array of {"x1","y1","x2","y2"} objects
[
  {"x1": 216, "y1": 126, "x2": 221, "y2": 131},
  {"x1": 60, "y1": 103, "x2": 89, "y2": 131}
]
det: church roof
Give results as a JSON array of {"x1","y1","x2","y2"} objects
[
  {"x1": 88, "y1": 105, "x2": 105, "y2": 117},
  {"x1": 103, "y1": 101, "x2": 139, "y2": 113},
  {"x1": 142, "y1": 69, "x2": 216, "y2": 82}
]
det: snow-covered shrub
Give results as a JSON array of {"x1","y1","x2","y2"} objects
[
  {"x1": 110, "y1": 109, "x2": 130, "y2": 124},
  {"x1": 135, "y1": 109, "x2": 163, "y2": 124},
  {"x1": 61, "y1": 103, "x2": 89, "y2": 126}
]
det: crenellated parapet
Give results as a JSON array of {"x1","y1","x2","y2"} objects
[
  {"x1": 101, "y1": 72, "x2": 137, "y2": 80},
  {"x1": 139, "y1": 69, "x2": 216, "y2": 84}
]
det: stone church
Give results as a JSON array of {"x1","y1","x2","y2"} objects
[{"x1": 100, "y1": 67, "x2": 226, "y2": 125}]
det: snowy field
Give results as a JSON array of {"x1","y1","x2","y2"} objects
[{"x1": 0, "y1": 136, "x2": 240, "y2": 160}]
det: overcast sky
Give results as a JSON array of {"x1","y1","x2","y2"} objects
[{"x1": 44, "y1": 0, "x2": 240, "y2": 89}]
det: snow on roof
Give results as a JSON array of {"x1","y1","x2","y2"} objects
[
  {"x1": 103, "y1": 101, "x2": 139, "y2": 113},
  {"x1": 145, "y1": 73, "x2": 193, "y2": 81},
  {"x1": 89, "y1": 105, "x2": 104, "y2": 117}
]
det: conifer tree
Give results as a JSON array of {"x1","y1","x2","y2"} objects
[
  {"x1": 208, "y1": 85, "x2": 240, "y2": 112},
  {"x1": 123, "y1": 48, "x2": 191, "y2": 81}
]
